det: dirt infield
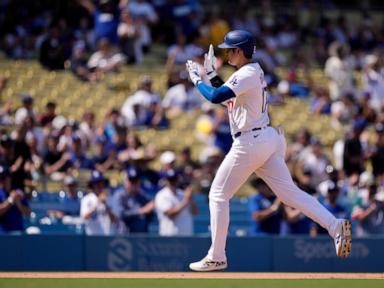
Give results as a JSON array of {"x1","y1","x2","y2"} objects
[{"x1": 0, "y1": 272, "x2": 383, "y2": 279}]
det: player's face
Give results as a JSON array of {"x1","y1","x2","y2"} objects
[{"x1": 225, "y1": 48, "x2": 240, "y2": 66}]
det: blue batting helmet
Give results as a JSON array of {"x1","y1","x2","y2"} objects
[{"x1": 218, "y1": 30, "x2": 255, "y2": 58}]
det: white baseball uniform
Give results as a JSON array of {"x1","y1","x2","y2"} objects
[{"x1": 206, "y1": 63, "x2": 340, "y2": 262}]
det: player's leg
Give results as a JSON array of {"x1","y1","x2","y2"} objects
[
  {"x1": 255, "y1": 153, "x2": 351, "y2": 257},
  {"x1": 189, "y1": 146, "x2": 256, "y2": 271}
]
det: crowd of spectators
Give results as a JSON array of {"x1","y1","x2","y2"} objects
[{"x1": 1, "y1": 0, "x2": 384, "y2": 236}]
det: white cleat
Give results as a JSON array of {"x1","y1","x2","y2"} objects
[
  {"x1": 189, "y1": 257, "x2": 228, "y2": 272},
  {"x1": 334, "y1": 219, "x2": 352, "y2": 258}
]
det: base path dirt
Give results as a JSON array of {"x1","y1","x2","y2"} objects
[{"x1": 0, "y1": 272, "x2": 383, "y2": 279}]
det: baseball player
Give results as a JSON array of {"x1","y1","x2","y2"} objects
[{"x1": 186, "y1": 30, "x2": 352, "y2": 272}]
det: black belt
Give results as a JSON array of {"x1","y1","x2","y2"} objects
[{"x1": 233, "y1": 125, "x2": 269, "y2": 139}]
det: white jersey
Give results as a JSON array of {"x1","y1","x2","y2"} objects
[{"x1": 223, "y1": 63, "x2": 269, "y2": 135}]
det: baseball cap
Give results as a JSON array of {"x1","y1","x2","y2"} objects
[
  {"x1": 160, "y1": 151, "x2": 176, "y2": 165},
  {"x1": 88, "y1": 170, "x2": 109, "y2": 187},
  {"x1": 21, "y1": 93, "x2": 33, "y2": 104},
  {"x1": 164, "y1": 169, "x2": 178, "y2": 181},
  {"x1": 126, "y1": 167, "x2": 140, "y2": 181}
]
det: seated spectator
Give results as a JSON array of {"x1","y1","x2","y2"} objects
[
  {"x1": 309, "y1": 87, "x2": 332, "y2": 115},
  {"x1": 313, "y1": 181, "x2": 348, "y2": 235},
  {"x1": 37, "y1": 102, "x2": 57, "y2": 127},
  {"x1": 92, "y1": 136, "x2": 116, "y2": 172},
  {"x1": 103, "y1": 108, "x2": 124, "y2": 143},
  {"x1": 284, "y1": 205, "x2": 313, "y2": 235},
  {"x1": 330, "y1": 93, "x2": 358, "y2": 126},
  {"x1": 118, "y1": 133, "x2": 145, "y2": 166},
  {"x1": 112, "y1": 168, "x2": 154, "y2": 233},
  {"x1": 67, "y1": 134, "x2": 94, "y2": 170},
  {"x1": 69, "y1": 42, "x2": 97, "y2": 82},
  {"x1": 277, "y1": 69, "x2": 311, "y2": 99},
  {"x1": 296, "y1": 138, "x2": 331, "y2": 191},
  {"x1": 352, "y1": 184, "x2": 384, "y2": 236},
  {"x1": 121, "y1": 76, "x2": 161, "y2": 127},
  {"x1": 87, "y1": 38, "x2": 125, "y2": 74},
  {"x1": 162, "y1": 71, "x2": 203, "y2": 118},
  {"x1": 0, "y1": 165, "x2": 31, "y2": 233},
  {"x1": 48, "y1": 175, "x2": 82, "y2": 219},
  {"x1": 155, "y1": 169, "x2": 197, "y2": 236},
  {"x1": 80, "y1": 170, "x2": 116, "y2": 235},
  {"x1": 248, "y1": 178, "x2": 283, "y2": 235},
  {"x1": 165, "y1": 33, "x2": 203, "y2": 76},
  {"x1": 15, "y1": 94, "x2": 35, "y2": 126},
  {"x1": 43, "y1": 134, "x2": 72, "y2": 181}
]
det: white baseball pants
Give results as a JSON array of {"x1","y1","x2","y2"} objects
[{"x1": 206, "y1": 127, "x2": 339, "y2": 262}]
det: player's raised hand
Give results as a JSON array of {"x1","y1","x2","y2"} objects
[
  {"x1": 204, "y1": 44, "x2": 218, "y2": 80},
  {"x1": 186, "y1": 60, "x2": 202, "y2": 85}
]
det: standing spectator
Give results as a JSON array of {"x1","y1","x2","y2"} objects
[
  {"x1": 343, "y1": 119, "x2": 366, "y2": 177},
  {"x1": 81, "y1": 170, "x2": 116, "y2": 235},
  {"x1": 248, "y1": 178, "x2": 283, "y2": 235},
  {"x1": 362, "y1": 54, "x2": 384, "y2": 113},
  {"x1": 118, "y1": 9, "x2": 141, "y2": 64},
  {"x1": 370, "y1": 123, "x2": 384, "y2": 180},
  {"x1": 155, "y1": 169, "x2": 197, "y2": 236},
  {"x1": 0, "y1": 166, "x2": 31, "y2": 233},
  {"x1": 15, "y1": 94, "x2": 35, "y2": 126},
  {"x1": 113, "y1": 168, "x2": 154, "y2": 233},
  {"x1": 352, "y1": 184, "x2": 384, "y2": 236},
  {"x1": 324, "y1": 41, "x2": 355, "y2": 100},
  {"x1": 126, "y1": 0, "x2": 158, "y2": 55},
  {"x1": 79, "y1": 0, "x2": 120, "y2": 44},
  {"x1": 38, "y1": 25, "x2": 67, "y2": 70},
  {"x1": 284, "y1": 205, "x2": 313, "y2": 235},
  {"x1": 79, "y1": 112, "x2": 97, "y2": 149}
]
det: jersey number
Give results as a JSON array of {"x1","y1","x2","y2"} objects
[{"x1": 262, "y1": 88, "x2": 267, "y2": 113}]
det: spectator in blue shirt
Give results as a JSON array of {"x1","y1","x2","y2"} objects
[
  {"x1": 0, "y1": 166, "x2": 31, "y2": 233},
  {"x1": 249, "y1": 178, "x2": 283, "y2": 235},
  {"x1": 113, "y1": 167, "x2": 154, "y2": 233},
  {"x1": 79, "y1": 0, "x2": 120, "y2": 44},
  {"x1": 314, "y1": 181, "x2": 349, "y2": 235}
]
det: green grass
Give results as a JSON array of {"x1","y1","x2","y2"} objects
[{"x1": 0, "y1": 279, "x2": 383, "y2": 288}]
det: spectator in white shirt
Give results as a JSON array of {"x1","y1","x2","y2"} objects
[
  {"x1": 155, "y1": 169, "x2": 198, "y2": 236},
  {"x1": 362, "y1": 54, "x2": 384, "y2": 113},
  {"x1": 162, "y1": 71, "x2": 202, "y2": 118},
  {"x1": 118, "y1": 9, "x2": 141, "y2": 64},
  {"x1": 87, "y1": 38, "x2": 125, "y2": 74},
  {"x1": 80, "y1": 170, "x2": 116, "y2": 235},
  {"x1": 15, "y1": 94, "x2": 35, "y2": 126}
]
